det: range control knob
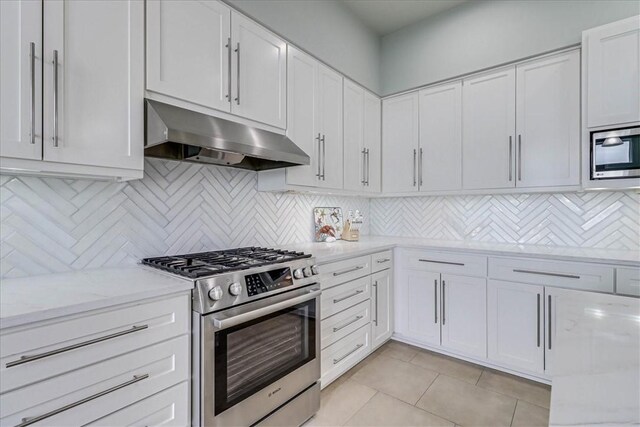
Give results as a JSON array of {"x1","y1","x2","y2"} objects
[
  {"x1": 293, "y1": 268, "x2": 304, "y2": 279},
  {"x1": 303, "y1": 267, "x2": 312, "y2": 277},
  {"x1": 208, "y1": 286, "x2": 223, "y2": 301},
  {"x1": 311, "y1": 265, "x2": 320, "y2": 275},
  {"x1": 229, "y1": 282, "x2": 242, "y2": 296}
]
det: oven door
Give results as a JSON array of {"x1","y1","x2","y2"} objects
[
  {"x1": 591, "y1": 127, "x2": 640, "y2": 179},
  {"x1": 201, "y1": 285, "x2": 321, "y2": 427}
]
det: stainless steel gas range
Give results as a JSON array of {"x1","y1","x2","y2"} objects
[{"x1": 142, "y1": 247, "x2": 321, "y2": 427}]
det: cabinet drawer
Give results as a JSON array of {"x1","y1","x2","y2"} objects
[
  {"x1": 405, "y1": 250, "x2": 487, "y2": 277},
  {"x1": 489, "y1": 257, "x2": 614, "y2": 292},
  {"x1": 321, "y1": 276, "x2": 371, "y2": 320},
  {"x1": 90, "y1": 381, "x2": 190, "y2": 426},
  {"x1": 617, "y1": 267, "x2": 640, "y2": 297},
  {"x1": 321, "y1": 300, "x2": 370, "y2": 349},
  {"x1": 319, "y1": 255, "x2": 371, "y2": 290},
  {"x1": 321, "y1": 324, "x2": 370, "y2": 387},
  {"x1": 0, "y1": 335, "x2": 189, "y2": 427},
  {"x1": 371, "y1": 250, "x2": 393, "y2": 273},
  {"x1": 0, "y1": 293, "x2": 190, "y2": 394}
]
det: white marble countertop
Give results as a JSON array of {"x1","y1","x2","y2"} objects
[
  {"x1": 285, "y1": 235, "x2": 640, "y2": 266},
  {"x1": 549, "y1": 291, "x2": 640, "y2": 426},
  {"x1": 0, "y1": 266, "x2": 193, "y2": 329}
]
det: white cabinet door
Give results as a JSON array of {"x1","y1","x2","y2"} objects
[
  {"x1": 285, "y1": 47, "x2": 320, "y2": 187},
  {"x1": 516, "y1": 50, "x2": 580, "y2": 187},
  {"x1": 404, "y1": 270, "x2": 440, "y2": 346},
  {"x1": 440, "y1": 274, "x2": 486, "y2": 358},
  {"x1": 462, "y1": 67, "x2": 516, "y2": 190},
  {"x1": 343, "y1": 79, "x2": 365, "y2": 191},
  {"x1": 419, "y1": 82, "x2": 462, "y2": 191},
  {"x1": 42, "y1": 0, "x2": 144, "y2": 171},
  {"x1": 146, "y1": 0, "x2": 231, "y2": 113},
  {"x1": 316, "y1": 64, "x2": 343, "y2": 189},
  {"x1": 585, "y1": 15, "x2": 640, "y2": 128},
  {"x1": 382, "y1": 92, "x2": 420, "y2": 193},
  {"x1": 364, "y1": 90, "x2": 381, "y2": 193},
  {"x1": 0, "y1": 0, "x2": 42, "y2": 160},
  {"x1": 371, "y1": 269, "x2": 393, "y2": 349},
  {"x1": 487, "y1": 280, "x2": 544, "y2": 374},
  {"x1": 231, "y1": 12, "x2": 287, "y2": 129}
]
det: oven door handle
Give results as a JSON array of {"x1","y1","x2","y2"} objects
[{"x1": 212, "y1": 289, "x2": 321, "y2": 330}]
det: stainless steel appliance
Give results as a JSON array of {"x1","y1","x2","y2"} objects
[
  {"x1": 591, "y1": 126, "x2": 640, "y2": 179},
  {"x1": 142, "y1": 248, "x2": 320, "y2": 427}
]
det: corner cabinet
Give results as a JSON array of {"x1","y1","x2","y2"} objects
[{"x1": 0, "y1": 0, "x2": 144, "y2": 181}]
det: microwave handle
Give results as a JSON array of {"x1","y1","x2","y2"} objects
[{"x1": 212, "y1": 288, "x2": 321, "y2": 330}]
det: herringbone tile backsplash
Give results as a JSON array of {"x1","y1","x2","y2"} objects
[{"x1": 0, "y1": 159, "x2": 369, "y2": 278}]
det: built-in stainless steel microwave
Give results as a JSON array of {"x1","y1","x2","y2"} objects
[{"x1": 591, "y1": 127, "x2": 640, "y2": 179}]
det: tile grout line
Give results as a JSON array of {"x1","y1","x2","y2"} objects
[
  {"x1": 340, "y1": 389, "x2": 379, "y2": 427},
  {"x1": 510, "y1": 400, "x2": 519, "y2": 427}
]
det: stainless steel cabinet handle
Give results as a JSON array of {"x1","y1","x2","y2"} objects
[
  {"x1": 376, "y1": 258, "x2": 390, "y2": 264},
  {"x1": 333, "y1": 289, "x2": 364, "y2": 304},
  {"x1": 419, "y1": 147, "x2": 423, "y2": 186},
  {"x1": 366, "y1": 148, "x2": 370, "y2": 186},
  {"x1": 361, "y1": 148, "x2": 367, "y2": 185},
  {"x1": 52, "y1": 50, "x2": 59, "y2": 147},
  {"x1": 30, "y1": 42, "x2": 36, "y2": 144},
  {"x1": 518, "y1": 134, "x2": 522, "y2": 181},
  {"x1": 5, "y1": 325, "x2": 148, "y2": 368},
  {"x1": 372, "y1": 280, "x2": 378, "y2": 326},
  {"x1": 434, "y1": 279, "x2": 438, "y2": 324},
  {"x1": 548, "y1": 295, "x2": 552, "y2": 350},
  {"x1": 508, "y1": 136, "x2": 513, "y2": 181},
  {"x1": 225, "y1": 37, "x2": 232, "y2": 102},
  {"x1": 316, "y1": 133, "x2": 322, "y2": 178},
  {"x1": 413, "y1": 149, "x2": 417, "y2": 187},
  {"x1": 332, "y1": 265, "x2": 364, "y2": 276},
  {"x1": 536, "y1": 293, "x2": 541, "y2": 348},
  {"x1": 512, "y1": 269, "x2": 580, "y2": 279},
  {"x1": 321, "y1": 134, "x2": 326, "y2": 180},
  {"x1": 333, "y1": 344, "x2": 363, "y2": 364},
  {"x1": 15, "y1": 374, "x2": 149, "y2": 427},
  {"x1": 442, "y1": 280, "x2": 446, "y2": 325},
  {"x1": 333, "y1": 315, "x2": 364, "y2": 332},
  {"x1": 418, "y1": 259, "x2": 464, "y2": 267},
  {"x1": 234, "y1": 43, "x2": 240, "y2": 105}
]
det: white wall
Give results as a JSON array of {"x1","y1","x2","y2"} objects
[
  {"x1": 227, "y1": 0, "x2": 381, "y2": 94},
  {"x1": 381, "y1": 0, "x2": 640, "y2": 95}
]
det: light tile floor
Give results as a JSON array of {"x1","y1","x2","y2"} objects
[{"x1": 305, "y1": 340, "x2": 551, "y2": 427}]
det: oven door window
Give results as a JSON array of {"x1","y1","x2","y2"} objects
[{"x1": 214, "y1": 299, "x2": 316, "y2": 415}]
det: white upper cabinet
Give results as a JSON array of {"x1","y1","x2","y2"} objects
[
  {"x1": 462, "y1": 67, "x2": 516, "y2": 190},
  {"x1": 419, "y1": 82, "x2": 462, "y2": 192},
  {"x1": 0, "y1": 0, "x2": 42, "y2": 161},
  {"x1": 42, "y1": 0, "x2": 144, "y2": 171},
  {"x1": 516, "y1": 51, "x2": 580, "y2": 188},
  {"x1": 316, "y1": 64, "x2": 344, "y2": 189},
  {"x1": 344, "y1": 80, "x2": 381, "y2": 193},
  {"x1": 146, "y1": 0, "x2": 231, "y2": 112},
  {"x1": 231, "y1": 12, "x2": 287, "y2": 129},
  {"x1": 382, "y1": 92, "x2": 420, "y2": 193},
  {"x1": 584, "y1": 15, "x2": 640, "y2": 128}
]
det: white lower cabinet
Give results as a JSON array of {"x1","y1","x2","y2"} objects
[
  {"x1": 402, "y1": 270, "x2": 440, "y2": 346},
  {"x1": 371, "y1": 268, "x2": 393, "y2": 349}
]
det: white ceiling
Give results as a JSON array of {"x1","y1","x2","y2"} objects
[{"x1": 343, "y1": 0, "x2": 468, "y2": 36}]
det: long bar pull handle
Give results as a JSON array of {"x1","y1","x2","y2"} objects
[
  {"x1": 361, "y1": 148, "x2": 367, "y2": 185},
  {"x1": 508, "y1": 136, "x2": 512, "y2": 181},
  {"x1": 333, "y1": 315, "x2": 364, "y2": 332},
  {"x1": 365, "y1": 148, "x2": 370, "y2": 186},
  {"x1": 234, "y1": 43, "x2": 240, "y2": 105},
  {"x1": 419, "y1": 147, "x2": 423, "y2": 187},
  {"x1": 15, "y1": 374, "x2": 149, "y2": 427},
  {"x1": 321, "y1": 134, "x2": 326, "y2": 180},
  {"x1": 6, "y1": 325, "x2": 148, "y2": 368},
  {"x1": 333, "y1": 289, "x2": 364, "y2": 304},
  {"x1": 413, "y1": 149, "x2": 417, "y2": 187},
  {"x1": 29, "y1": 42, "x2": 36, "y2": 144},
  {"x1": 376, "y1": 258, "x2": 390, "y2": 264},
  {"x1": 442, "y1": 280, "x2": 446, "y2": 325},
  {"x1": 418, "y1": 259, "x2": 464, "y2": 267},
  {"x1": 372, "y1": 280, "x2": 378, "y2": 325},
  {"x1": 536, "y1": 293, "x2": 541, "y2": 348},
  {"x1": 548, "y1": 295, "x2": 552, "y2": 350},
  {"x1": 316, "y1": 133, "x2": 322, "y2": 178},
  {"x1": 332, "y1": 265, "x2": 364, "y2": 276},
  {"x1": 518, "y1": 134, "x2": 522, "y2": 181},
  {"x1": 225, "y1": 37, "x2": 232, "y2": 102},
  {"x1": 434, "y1": 279, "x2": 438, "y2": 324},
  {"x1": 333, "y1": 344, "x2": 363, "y2": 364},
  {"x1": 52, "y1": 50, "x2": 59, "y2": 147},
  {"x1": 513, "y1": 269, "x2": 580, "y2": 279}
]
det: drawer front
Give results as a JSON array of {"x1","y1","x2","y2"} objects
[
  {"x1": 371, "y1": 250, "x2": 393, "y2": 273},
  {"x1": 0, "y1": 335, "x2": 189, "y2": 427},
  {"x1": 321, "y1": 324, "x2": 370, "y2": 387},
  {"x1": 617, "y1": 267, "x2": 640, "y2": 297},
  {"x1": 405, "y1": 250, "x2": 487, "y2": 277},
  {"x1": 319, "y1": 255, "x2": 371, "y2": 290},
  {"x1": 0, "y1": 293, "x2": 190, "y2": 394},
  {"x1": 321, "y1": 300, "x2": 370, "y2": 349},
  {"x1": 321, "y1": 275, "x2": 371, "y2": 320},
  {"x1": 89, "y1": 381, "x2": 190, "y2": 426},
  {"x1": 489, "y1": 257, "x2": 614, "y2": 292}
]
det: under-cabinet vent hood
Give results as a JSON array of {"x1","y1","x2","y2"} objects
[{"x1": 144, "y1": 99, "x2": 309, "y2": 171}]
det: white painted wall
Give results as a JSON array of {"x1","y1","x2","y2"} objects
[
  {"x1": 381, "y1": 0, "x2": 640, "y2": 95},
  {"x1": 226, "y1": 0, "x2": 381, "y2": 94}
]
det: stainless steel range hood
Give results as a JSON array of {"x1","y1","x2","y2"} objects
[{"x1": 144, "y1": 99, "x2": 309, "y2": 171}]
